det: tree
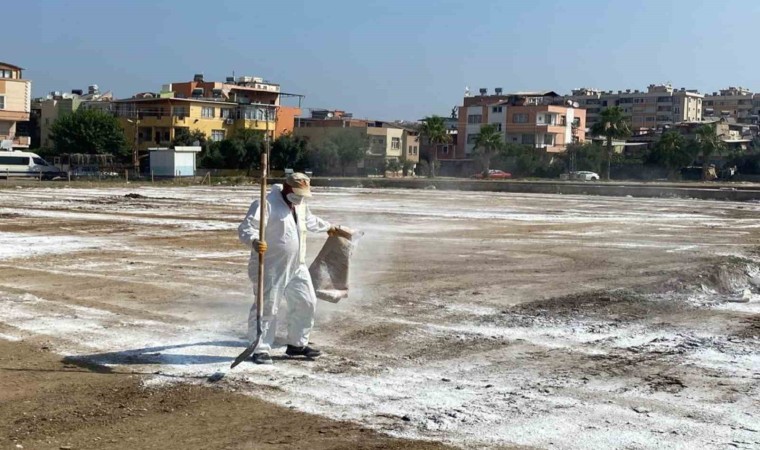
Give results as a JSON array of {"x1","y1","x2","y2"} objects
[
  {"x1": 271, "y1": 133, "x2": 309, "y2": 171},
  {"x1": 311, "y1": 131, "x2": 367, "y2": 176},
  {"x1": 49, "y1": 109, "x2": 127, "y2": 157},
  {"x1": 385, "y1": 158, "x2": 402, "y2": 177},
  {"x1": 172, "y1": 128, "x2": 207, "y2": 147},
  {"x1": 473, "y1": 124, "x2": 503, "y2": 177},
  {"x1": 695, "y1": 123, "x2": 726, "y2": 180},
  {"x1": 590, "y1": 107, "x2": 631, "y2": 181},
  {"x1": 419, "y1": 116, "x2": 450, "y2": 178},
  {"x1": 647, "y1": 131, "x2": 695, "y2": 180},
  {"x1": 563, "y1": 142, "x2": 604, "y2": 173}
]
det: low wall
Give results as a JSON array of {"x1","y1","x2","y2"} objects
[{"x1": 297, "y1": 178, "x2": 760, "y2": 202}]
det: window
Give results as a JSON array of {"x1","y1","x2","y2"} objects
[
  {"x1": 0, "y1": 95, "x2": 4, "y2": 109},
  {"x1": 521, "y1": 134, "x2": 535, "y2": 145},
  {"x1": 201, "y1": 107, "x2": 215, "y2": 118},
  {"x1": 657, "y1": 96, "x2": 673, "y2": 103},
  {"x1": 221, "y1": 109, "x2": 231, "y2": 119},
  {"x1": 442, "y1": 145, "x2": 449, "y2": 155},
  {"x1": 467, "y1": 114, "x2": 482, "y2": 124},
  {"x1": 645, "y1": 116, "x2": 656, "y2": 122},
  {"x1": 618, "y1": 98, "x2": 633, "y2": 104},
  {"x1": 173, "y1": 106, "x2": 188, "y2": 117},
  {"x1": 211, "y1": 130, "x2": 225, "y2": 142},
  {"x1": 491, "y1": 106, "x2": 503, "y2": 113},
  {"x1": 512, "y1": 113, "x2": 528, "y2": 123},
  {"x1": 467, "y1": 134, "x2": 478, "y2": 144},
  {"x1": 32, "y1": 157, "x2": 48, "y2": 166},
  {"x1": 585, "y1": 99, "x2": 599, "y2": 105},
  {"x1": 491, "y1": 122, "x2": 502, "y2": 132},
  {"x1": 0, "y1": 70, "x2": 14, "y2": 79},
  {"x1": 543, "y1": 134, "x2": 554, "y2": 145},
  {"x1": 391, "y1": 137, "x2": 401, "y2": 149},
  {"x1": 0, "y1": 156, "x2": 30, "y2": 165}
]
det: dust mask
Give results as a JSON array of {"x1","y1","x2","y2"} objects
[{"x1": 286, "y1": 193, "x2": 304, "y2": 205}]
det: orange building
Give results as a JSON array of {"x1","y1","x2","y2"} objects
[{"x1": 0, "y1": 62, "x2": 31, "y2": 148}]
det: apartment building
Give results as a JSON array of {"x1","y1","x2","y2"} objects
[
  {"x1": 456, "y1": 89, "x2": 586, "y2": 157},
  {"x1": 34, "y1": 85, "x2": 113, "y2": 148},
  {"x1": 564, "y1": 84, "x2": 703, "y2": 130},
  {"x1": 114, "y1": 74, "x2": 302, "y2": 151},
  {"x1": 0, "y1": 62, "x2": 31, "y2": 149},
  {"x1": 702, "y1": 87, "x2": 756, "y2": 123},
  {"x1": 294, "y1": 110, "x2": 418, "y2": 174}
]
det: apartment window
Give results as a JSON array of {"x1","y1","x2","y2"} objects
[
  {"x1": 391, "y1": 137, "x2": 401, "y2": 149},
  {"x1": 492, "y1": 106, "x2": 503, "y2": 113},
  {"x1": 656, "y1": 115, "x2": 671, "y2": 122},
  {"x1": 211, "y1": 130, "x2": 225, "y2": 142},
  {"x1": 645, "y1": 116, "x2": 656, "y2": 122},
  {"x1": 674, "y1": 107, "x2": 680, "y2": 114},
  {"x1": 585, "y1": 99, "x2": 599, "y2": 105},
  {"x1": 0, "y1": 95, "x2": 4, "y2": 109},
  {"x1": 543, "y1": 134, "x2": 554, "y2": 145},
  {"x1": 0, "y1": 70, "x2": 14, "y2": 79},
  {"x1": 521, "y1": 134, "x2": 535, "y2": 145},
  {"x1": 467, "y1": 134, "x2": 478, "y2": 144},
  {"x1": 491, "y1": 122, "x2": 502, "y2": 132},
  {"x1": 220, "y1": 109, "x2": 231, "y2": 119},
  {"x1": 512, "y1": 113, "x2": 528, "y2": 123},
  {"x1": 657, "y1": 96, "x2": 672, "y2": 103},
  {"x1": 467, "y1": 114, "x2": 482, "y2": 124},
  {"x1": 618, "y1": 98, "x2": 633, "y2": 104},
  {"x1": 441, "y1": 145, "x2": 449, "y2": 155},
  {"x1": 173, "y1": 106, "x2": 188, "y2": 117},
  {"x1": 201, "y1": 107, "x2": 215, "y2": 118}
]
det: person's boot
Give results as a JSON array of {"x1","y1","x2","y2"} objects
[
  {"x1": 252, "y1": 353, "x2": 273, "y2": 365},
  {"x1": 285, "y1": 345, "x2": 322, "y2": 358}
]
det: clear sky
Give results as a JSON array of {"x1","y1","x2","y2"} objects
[{"x1": 8, "y1": 0, "x2": 760, "y2": 121}]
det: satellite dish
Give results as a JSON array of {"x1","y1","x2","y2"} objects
[
  {"x1": 566, "y1": 100, "x2": 573, "y2": 106},
  {"x1": 572, "y1": 102, "x2": 580, "y2": 108},
  {"x1": 326, "y1": 112, "x2": 334, "y2": 118}
]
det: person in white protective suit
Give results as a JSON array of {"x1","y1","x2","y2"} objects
[{"x1": 238, "y1": 172, "x2": 340, "y2": 365}]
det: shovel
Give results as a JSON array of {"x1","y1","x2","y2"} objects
[{"x1": 231, "y1": 153, "x2": 268, "y2": 369}]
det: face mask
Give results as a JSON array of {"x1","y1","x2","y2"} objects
[{"x1": 286, "y1": 193, "x2": 304, "y2": 205}]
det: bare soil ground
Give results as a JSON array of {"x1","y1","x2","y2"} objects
[{"x1": 0, "y1": 185, "x2": 759, "y2": 449}]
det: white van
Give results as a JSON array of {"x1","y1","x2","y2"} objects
[{"x1": 0, "y1": 150, "x2": 63, "y2": 179}]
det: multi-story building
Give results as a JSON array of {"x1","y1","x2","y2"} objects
[
  {"x1": 419, "y1": 116, "x2": 458, "y2": 161},
  {"x1": 564, "y1": 84, "x2": 703, "y2": 130},
  {"x1": 114, "y1": 74, "x2": 302, "y2": 151},
  {"x1": 0, "y1": 62, "x2": 31, "y2": 149},
  {"x1": 703, "y1": 87, "x2": 755, "y2": 123},
  {"x1": 294, "y1": 110, "x2": 418, "y2": 175},
  {"x1": 456, "y1": 89, "x2": 586, "y2": 158},
  {"x1": 34, "y1": 85, "x2": 113, "y2": 148}
]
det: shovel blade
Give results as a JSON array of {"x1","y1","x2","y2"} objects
[{"x1": 230, "y1": 334, "x2": 261, "y2": 369}]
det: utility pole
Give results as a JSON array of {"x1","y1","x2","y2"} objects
[{"x1": 133, "y1": 105, "x2": 140, "y2": 176}]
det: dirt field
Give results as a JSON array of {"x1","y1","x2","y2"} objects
[{"x1": 0, "y1": 185, "x2": 759, "y2": 449}]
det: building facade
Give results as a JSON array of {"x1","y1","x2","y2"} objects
[
  {"x1": 456, "y1": 90, "x2": 586, "y2": 158},
  {"x1": 702, "y1": 87, "x2": 755, "y2": 123},
  {"x1": 564, "y1": 84, "x2": 703, "y2": 130},
  {"x1": 294, "y1": 110, "x2": 418, "y2": 175},
  {"x1": 34, "y1": 85, "x2": 113, "y2": 148},
  {"x1": 115, "y1": 74, "x2": 302, "y2": 151},
  {"x1": 0, "y1": 62, "x2": 31, "y2": 148}
]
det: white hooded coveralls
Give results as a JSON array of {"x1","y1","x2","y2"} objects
[{"x1": 238, "y1": 184, "x2": 331, "y2": 353}]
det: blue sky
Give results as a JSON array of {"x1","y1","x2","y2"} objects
[{"x1": 8, "y1": 0, "x2": 760, "y2": 120}]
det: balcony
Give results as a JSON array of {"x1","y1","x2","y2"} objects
[{"x1": 0, "y1": 135, "x2": 30, "y2": 148}]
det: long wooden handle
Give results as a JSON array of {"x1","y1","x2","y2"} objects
[{"x1": 256, "y1": 153, "x2": 267, "y2": 327}]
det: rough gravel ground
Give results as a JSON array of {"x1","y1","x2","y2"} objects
[{"x1": 0, "y1": 185, "x2": 759, "y2": 449}]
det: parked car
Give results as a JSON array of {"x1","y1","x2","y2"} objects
[
  {"x1": 573, "y1": 171, "x2": 600, "y2": 181},
  {"x1": 471, "y1": 169, "x2": 512, "y2": 179}
]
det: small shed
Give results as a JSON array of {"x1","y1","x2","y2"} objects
[{"x1": 148, "y1": 146, "x2": 202, "y2": 177}]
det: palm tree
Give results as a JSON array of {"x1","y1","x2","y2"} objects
[
  {"x1": 419, "y1": 115, "x2": 450, "y2": 178},
  {"x1": 590, "y1": 107, "x2": 631, "y2": 181},
  {"x1": 695, "y1": 123, "x2": 726, "y2": 181},
  {"x1": 650, "y1": 131, "x2": 691, "y2": 180},
  {"x1": 473, "y1": 124, "x2": 503, "y2": 178}
]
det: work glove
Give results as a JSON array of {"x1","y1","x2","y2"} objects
[{"x1": 253, "y1": 239, "x2": 267, "y2": 254}]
